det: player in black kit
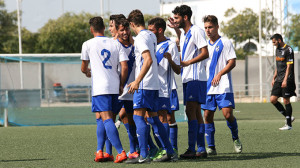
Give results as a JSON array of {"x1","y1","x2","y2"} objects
[{"x1": 270, "y1": 33, "x2": 296, "y2": 131}]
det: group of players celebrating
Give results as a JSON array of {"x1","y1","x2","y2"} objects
[{"x1": 81, "y1": 4, "x2": 295, "y2": 164}]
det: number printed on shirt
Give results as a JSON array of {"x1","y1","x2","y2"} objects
[{"x1": 101, "y1": 49, "x2": 112, "y2": 69}]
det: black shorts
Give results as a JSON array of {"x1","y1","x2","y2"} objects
[{"x1": 271, "y1": 81, "x2": 297, "y2": 98}]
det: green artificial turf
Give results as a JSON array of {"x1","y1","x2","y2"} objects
[{"x1": 0, "y1": 102, "x2": 299, "y2": 167}]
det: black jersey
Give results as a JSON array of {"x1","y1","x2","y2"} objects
[{"x1": 275, "y1": 44, "x2": 295, "y2": 83}]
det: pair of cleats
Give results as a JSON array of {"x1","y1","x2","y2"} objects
[
  {"x1": 206, "y1": 139, "x2": 243, "y2": 155},
  {"x1": 94, "y1": 150, "x2": 127, "y2": 163},
  {"x1": 180, "y1": 149, "x2": 208, "y2": 159},
  {"x1": 180, "y1": 139, "x2": 243, "y2": 159},
  {"x1": 152, "y1": 148, "x2": 178, "y2": 162},
  {"x1": 279, "y1": 116, "x2": 295, "y2": 131},
  {"x1": 125, "y1": 148, "x2": 178, "y2": 164}
]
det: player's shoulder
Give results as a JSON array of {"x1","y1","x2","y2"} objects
[
  {"x1": 285, "y1": 45, "x2": 294, "y2": 54},
  {"x1": 220, "y1": 37, "x2": 233, "y2": 46},
  {"x1": 166, "y1": 38, "x2": 177, "y2": 48},
  {"x1": 191, "y1": 25, "x2": 205, "y2": 32}
]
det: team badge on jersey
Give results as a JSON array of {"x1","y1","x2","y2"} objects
[
  {"x1": 216, "y1": 46, "x2": 220, "y2": 52},
  {"x1": 159, "y1": 47, "x2": 165, "y2": 54}
]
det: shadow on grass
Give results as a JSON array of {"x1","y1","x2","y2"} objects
[
  {"x1": 178, "y1": 152, "x2": 300, "y2": 162},
  {"x1": 0, "y1": 158, "x2": 47, "y2": 162}
]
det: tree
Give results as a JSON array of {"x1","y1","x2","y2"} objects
[
  {"x1": 36, "y1": 12, "x2": 93, "y2": 53},
  {"x1": 285, "y1": 14, "x2": 300, "y2": 50},
  {"x1": 0, "y1": 1, "x2": 17, "y2": 53},
  {"x1": 221, "y1": 8, "x2": 277, "y2": 59}
]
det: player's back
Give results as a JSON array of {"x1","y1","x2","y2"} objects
[
  {"x1": 81, "y1": 36, "x2": 122, "y2": 96},
  {"x1": 134, "y1": 30, "x2": 159, "y2": 90}
]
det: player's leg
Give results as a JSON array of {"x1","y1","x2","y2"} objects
[
  {"x1": 151, "y1": 109, "x2": 168, "y2": 160},
  {"x1": 124, "y1": 101, "x2": 139, "y2": 159},
  {"x1": 100, "y1": 95, "x2": 127, "y2": 163},
  {"x1": 168, "y1": 89, "x2": 179, "y2": 152},
  {"x1": 95, "y1": 112, "x2": 106, "y2": 162},
  {"x1": 180, "y1": 82, "x2": 197, "y2": 158},
  {"x1": 195, "y1": 81, "x2": 207, "y2": 158},
  {"x1": 280, "y1": 81, "x2": 296, "y2": 130},
  {"x1": 202, "y1": 94, "x2": 217, "y2": 156},
  {"x1": 270, "y1": 82, "x2": 287, "y2": 117},
  {"x1": 152, "y1": 97, "x2": 170, "y2": 159},
  {"x1": 196, "y1": 104, "x2": 207, "y2": 158},
  {"x1": 217, "y1": 93, "x2": 242, "y2": 153},
  {"x1": 126, "y1": 89, "x2": 150, "y2": 163},
  {"x1": 125, "y1": 108, "x2": 150, "y2": 163},
  {"x1": 117, "y1": 107, "x2": 128, "y2": 128},
  {"x1": 167, "y1": 111, "x2": 177, "y2": 151},
  {"x1": 148, "y1": 111, "x2": 177, "y2": 162},
  {"x1": 203, "y1": 110, "x2": 216, "y2": 155}
]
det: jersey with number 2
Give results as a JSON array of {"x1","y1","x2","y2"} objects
[{"x1": 81, "y1": 36, "x2": 128, "y2": 96}]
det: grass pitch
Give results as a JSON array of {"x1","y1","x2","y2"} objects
[{"x1": 0, "y1": 102, "x2": 300, "y2": 168}]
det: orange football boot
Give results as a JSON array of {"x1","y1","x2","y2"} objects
[
  {"x1": 128, "y1": 151, "x2": 140, "y2": 159},
  {"x1": 114, "y1": 150, "x2": 127, "y2": 163},
  {"x1": 103, "y1": 152, "x2": 114, "y2": 161},
  {"x1": 94, "y1": 150, "x2": 105, "y2": 162}
]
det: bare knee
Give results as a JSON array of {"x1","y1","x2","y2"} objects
[
  {"x1": 270, "y1": 96, "x2": 278, "y2": 104},
  {"x1": 204, "y1": 110, "x2": 214, "y2": 123},
  {"x1": 283, "y1": 98, "x2": 290, "y2": 105}
]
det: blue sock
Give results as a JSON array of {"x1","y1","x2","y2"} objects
[
  {"x1": 148, "y1": 116, "x2": 174, "y2": 154},
  {"x1": 188, "y1": 120, "x2": 197, "y2": 152},
  {"x1": 227, "y1": 118, "x2": 239, "y2": 140},
  {"x1": 151, "y1": 127, "x2": 163, "y2": 148},
  {"x1": 163, "y1": 123, "x2": 170, "y2": 139},
  {"x1": 96, "y1": 119, "x2": 106, "y2": 151},
  {"x1": 205, "y1": 123, "x2": 215, "y2": 147},
  {"x1": 133, "y1": 115, "x2": 148, "y2": 158},
  {"x1": 128, "y1": 124, "x2": 138, "y2": 153},
  {"x1": 197, "y1": 123, "x2": 206, "y2": 152},
  {"x1": 147, "y1": 124, "x2": 158, "y2": 150},
  {"x1": 103, "y1": 119, "x2": 123, "y2": 154},
  {"x1": 148, "y1": 117, "x2": 163, "y2": 149},
  {"x1": 169, "y1": 123, "x2": 178, "y2": 150},
  {"x1": 105, "y1": 137, "x2": 112, "y2": 155}
]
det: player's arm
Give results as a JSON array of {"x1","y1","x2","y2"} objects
[
  {"x1": 181, "y1": 46, "x2": 209, "y2": 67},
  {"x1": 119, "y1": 61, "x2": 128, "y2": 95},
  {"x1": 168, "y1": 17, "x2": 181, "y2": 51},
  {"x1": 282, "y1": 63, "x2": 292, "y2": 88},
  {"x1": 272, "y1": 68, "x2": 277, "y2": 86},
  {"x1": 81, "y1": 60, "x2": 91, "y2": 78},
  {"x1": 164, "y1": 52, "x2": 181, "y2": 74},
  {"x1": 211, "y1": 58, "x2": 236, "y2": 87},
  {"x1": 128, "y1": 50, "x2": 152, "y2": 94}
]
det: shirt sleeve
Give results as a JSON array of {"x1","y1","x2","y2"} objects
[
  {"x1": 170, "y1": 42, "x2": 180, "y2": 65},
  {"x1": 193, "y1": 27, "x2": 207, "y2": 49},
  {"x1": 224, "y1": 39, "x2": 237, "y2": 61},
  {"x1": 116, "y1": 42, "x2": 129, "y2": 62},
  {"x1": 81, "y1": 41, "x2": 89, "y2": 60},
  {"x1": 286, "y1": 46, "x2": 294, "y2": 65},
  {"x1": 136, "y1": 35, "x2": 150, "y2": 54}
]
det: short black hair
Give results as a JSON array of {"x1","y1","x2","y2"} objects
[
  {"x1": 89, "y1": 17, "x2": 104, "y2": 32},
  {"x1": 115, "y1": 18, "x2": 129, "y2": 30},
  {"x1": 148, "y1": 17, "x2": 166, "y2": 32},
  {"x1": 203, "y1": 15, "x2": 218, "y2": 26},
  {"x1": 270, "y1": 33, "x2": 283, "y2": 42},
  {"x1": 109, "y1": 14, "x2": 126, "y2": 21},
  {"x1": 128, "y1": 9, "x2": 145, "y2": 26},
  {"x1": 172, "y1": 5, "x2": 192, "y2": 21}
]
